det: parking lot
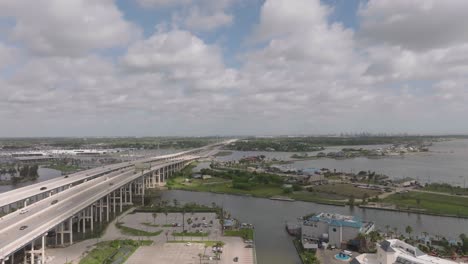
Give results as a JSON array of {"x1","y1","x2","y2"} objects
[
  {"x1": 126, "y1": 237, "x2": 254, "y2": 264},
  {"x1": 119, "y1": 212, "x2": 222, "y2": 240}
]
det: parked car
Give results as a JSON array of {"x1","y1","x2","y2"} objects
[{"x1": 233, "y1": 257, "x2": 239, "y2": 262}]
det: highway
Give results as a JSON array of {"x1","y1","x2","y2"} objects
[
  {"x1": 0, "y1": 147, "x2": 210, "y2": 211},
  {"x1": 0, "y1": 142, "x2": 231, "y2": 261},
  {"x1": 0, "y1": 156, "x2": 196, "y2": 260}
]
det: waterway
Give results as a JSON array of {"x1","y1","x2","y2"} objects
[
  {"x1": 0, "y1": 167, "x2": 62, "y2": 193},
  {"x1": 218, "y1": 139, "x2": 468, "y2": 186},
  {"x1": 159, "y1": 190, "x2": 468, "y2": 264}
]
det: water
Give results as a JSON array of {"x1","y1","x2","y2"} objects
[
  {"x1": 0, "y1": 167, "x2": 62, "y2": 193},
  {"x1": 160, "y1": 190, "x2": 468, "y2": 264},
  {"x1": 218, "y1": 140, "x2": 468, "y2": 186}
]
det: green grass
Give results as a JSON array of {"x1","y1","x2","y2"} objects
[
  {"x1": 224, "y1": 229, "x2": 254, "y2": 240},
  {"x1": 168, "y1": 176, "x2": 347, "y2": 206},
  {"x1": 172, "y1": 231, "x2": 209, "y2": 237},
  {"x1": 312, "y1": 183, "x2": 381, "y2": 199},
  {"x1": 214, "y1": 151, "x2": 233, "y2": 157},
  {"x1": 44, "y1": 163, "x2": 81, "y2": 172},
  {"x1": 168, "y1": 240, "x2": 224, "y2": 247},
  {"x1": 141, "y1": 222, "x2": 159, "y2": 227},
  {"x1": 384, "y1": 191, "x2": 468, "y2": 217},
  {"x1": 79, "y1": 240, "x2": 152, "y2": 264},
  {"x1": 115, "y1": 222, "x2": 163, "y2": 236}
]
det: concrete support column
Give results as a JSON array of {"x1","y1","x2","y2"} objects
[
  {"x1": 106, "y1": 195, "x2": 110, "y2": 222},
  {"x1": 129, "y1": 183, "x2": 133, "y2": 204},
  {"x1": 41, "y1": 235, "x2": 45, "y2": 264},
  {"x1": 69, "y1": 218, "x2": 73, "y2": 244},
  {"x1": 119, "y1": 188, "x2": 123, "y2": 212},
  {"x1": 60, "y1": 223, "x2": 64, "y2": 245},
  {"x1": 90, "y1": 205, "x2": 94, "y2": 232},
  {"x1": 100, "y1": 199, "x2": 103, "y2": 223},
  {"x1": 30, "y1": 241, "x2": 34, "y2": 264},
  {"x1": 82, "y1": 210, "x2": 86, "y2": 234},
  {"x1": 112, "y1": 192, "x2": 116, "y2": 214},
  {"x1": 141, "y1": 177, "x2": 145, "y2": 206}
]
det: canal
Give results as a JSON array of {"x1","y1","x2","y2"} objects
[{"x1": 159, "y1": 190, "x2": 468, "y2": 264}]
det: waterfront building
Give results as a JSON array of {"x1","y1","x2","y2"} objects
[
  {"x1": 301, "y1": 212, "x2": 375, "y2": 249},
  {"x1": 351, "y1": 239, "x2": 459, "y2": 264}
]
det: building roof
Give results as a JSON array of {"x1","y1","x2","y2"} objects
[
  {"x1": 223, "y1": 219, "x2": 235, "y2": 227},
  {"x1": 305, "y1": 212, "x2": 363, "y2": 229}
]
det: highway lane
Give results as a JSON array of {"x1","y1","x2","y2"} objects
[
  {"x1": 0, "y1": 168, "x2": 134, "y2": 234},
  {"x1": 0, "y1": 150, "x2": 202, "y2": 209},
  {"x1": 0, "y1": 157, "x2": 194, "y2": 259}
]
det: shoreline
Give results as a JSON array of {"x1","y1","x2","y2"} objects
[{"x1": 168, "y1": 188, "x2": 468, "y2": 219}]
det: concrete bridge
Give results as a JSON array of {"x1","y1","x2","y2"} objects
[{"x1": 0, "y1": 143, "x2": 226, "y2": 264}]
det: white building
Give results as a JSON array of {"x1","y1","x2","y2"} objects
[
  {"x1": 301, "y1": 212, "x2": 375, "y2": 249},
  {"x1": 351, "y1": 239, "x2": 462, "y2": 264}
]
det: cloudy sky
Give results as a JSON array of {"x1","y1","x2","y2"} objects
[{"x1": 0, "y1": 0, "x2": 467, "y2": 137}]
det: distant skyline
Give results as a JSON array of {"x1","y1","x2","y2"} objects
[{"x1": 1, "y1": 0, "x2": 468, "y2": 137}]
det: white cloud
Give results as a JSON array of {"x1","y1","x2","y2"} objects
[
  {"x1": 0, "y1": 0, "x2": 140, "y2": 57},
  {"x1": 136, "y1": 0, "x2": 193, "y2": 8},
  {"x1": 0, "y1": 43, "x2": 18, "y2": 70},
  {"x1": 183, "y1": 7, "x2": 233, "y2": 31},
  {"x1": 359, "y1": 0, "x2": 468, "y2": 50},
  {"x1": 121, "y1": 28, "x2": 238, "y2": 91}
]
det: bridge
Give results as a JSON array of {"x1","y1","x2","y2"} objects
[{"x1": 0, "y1": 143, "x2": 228, "y2": 264}]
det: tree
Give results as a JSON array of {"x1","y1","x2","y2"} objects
[
  {"x1": 152, "y1": 213, "x2": 157, "y2": 225},
  {"x1": 348, "y1": 195, "x2": 355, "y2": 207},
  {"x1": 164, "y1": 209, "x2": 168, "y2": 224},
  {"x1": 198, "y1": 253, "x2": 203, "y2": 264},
  {"x1": 405, "y1": 226, "x2": 413, "y2": 239},
  {"x1": 173, "y1": 199, "x2": 178, "y2": 207}
]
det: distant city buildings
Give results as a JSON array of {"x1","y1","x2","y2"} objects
[
  {"x1": 351, "y1": 239, "x2": 459, "y2": 264},
  {"x1": 301, "y1": 212, "x2": 375, "y2": 249}
]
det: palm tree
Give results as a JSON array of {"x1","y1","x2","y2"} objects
[
  {"x1": 385, "y1": 225, "x2": 390, "y2": 236},
  {"x1": 198, "y1": 253, "x2": 203, "y2": 264},
  {"x1": 393, "y1": 227, "x2": 398, "y2": 238},
  {"x1": 164, "y1": 209, "x2": 168, "y2": 224},
  {"x1": 405, "y1": 225, "x2": 413, "y2": 239},
  {"x1": 173, "y1": 199, "x2": 178, "y2": 207},
  {"x1": 152, "y1": 213, "x2": 157, "y2": 225}
]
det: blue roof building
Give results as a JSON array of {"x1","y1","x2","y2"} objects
[{"x1": 302, "y1": 213, "x2": 375, "y2": 248}]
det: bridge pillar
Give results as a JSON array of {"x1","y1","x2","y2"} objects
[
  {"x1": 69, "y1": 218, "x2": 73, "y2": 244},
  {"x1": 106, "y1": 195, "x2": 110, "y2": 222},
  {"x1": 99, "y1": 199, "x2": 103, "y2": 223},
  {"x1": 141, "y1": 177, "x2": 145, "y2": 206},
  {"x1": 112, "y1": 191, "x2": 116, "y2": 214},
  {"x1": 90, "y1": 206, "x2": 94, "y2": 232},
  {"x1": 129, "y1": 183, "x2": 133, "y2": 204},
  {"x1": 119, "y1": 188, "x2": 123, "y2": 212}
]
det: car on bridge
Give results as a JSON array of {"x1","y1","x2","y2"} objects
[
  {"x1": 19, "y1": 225, "x2": 28, "y2": 230},
  {"x1": 19, "y1": 209, "x2": 28, "y2": 215},
  {"x1": 40, "y1": 187, "x2": 47, "y2": 190},
  {"x1": 51, "y1": 200, "x2": 58, "y2": 205}
]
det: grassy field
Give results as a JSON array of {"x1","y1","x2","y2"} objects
[
  {"x1": 141, "y1": 222, "x2": 159, "y2": 227},
  {"x1": 44, "y1": 163, "x2": 81, "y2": 172},
  {"x1": 115, "y1": 222, "x2": 163, "y2": 236},
  {"x1": 79, "y1": 240, "x2": 152, "y2": 264},
  {"x1": 384, "y1": 191, "x2": 468, "y2": 217},
  {"x1": 213, "y1": 151, "x2": 233, "y2": 157},
  {"x1": 312, "y1": 183, "x2": 382, "y2": 199},
  {"x1": 224, "y1": 229, "x2": 254, "y2": 240},
  {"x1": 168, "y1": 176, "x2": 347, "y2": 205},
  {"x1": 172, "y1": 231, "x2": 209, "y2": 237},
  {"x1": 168, "y1": 241, "x2": 225, "y2": 247}
]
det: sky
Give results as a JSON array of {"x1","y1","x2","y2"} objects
[{"x1": 0, "y1": 0, "x2": 468, "y2": 137}]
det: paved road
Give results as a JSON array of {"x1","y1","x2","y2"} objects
[
  {"x1": 0, "y1": 150, "x2": 198, "y2": 209},
  {"x1": 0, "y1": 157, "x2": 196, "y2": 260}
]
